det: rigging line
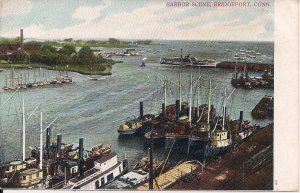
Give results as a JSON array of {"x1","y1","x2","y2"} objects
[
  {"x1": 211, "y1": 80, "x2": 223, "y2": 94},
  {"x1": 156, "y1": 138, "x2": 176, "y2": 182},
  {"x1": 211, "y1": 116, "x2": 220, "y2": 134},
  {"x1": 226, "y1": 88, "x2": 236, "y2": 102},
  {"x1": 196, "y1": 108, "x2": 205, "y2": 123},
  {"x1": 0, "y1": 88, "x2": 20, "y2": 110}
]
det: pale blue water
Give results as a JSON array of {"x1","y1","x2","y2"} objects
[{"x1": 0, "y1": 40, "x2": 273, "y2": 168}]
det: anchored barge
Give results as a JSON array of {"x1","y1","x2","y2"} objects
[{"x1": 251, "y1": 95, "x2": 274, "y2": 119}]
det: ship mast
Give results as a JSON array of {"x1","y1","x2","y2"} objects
[
  {"x1": 163, "y1": 80, "x2": 167, "y2": 113},
  {"x1": 207, "y1": 79, "x2": 212, "y2": 124},
  {"x1": 188, "y1": 73, "x2": 193, "y2": 124},
  {"x1": 22, "y1": 95, "x2": 26, "y2": 161},
  {"x1": 234, "y1": 59, "x2": 237, "y2": 78},
  {"x1": 39, "y1": 112, "x2": 43, "y2": 169},
  {"x1": 197, "y1": 67, "x2": 200, "y2": 117},
  {"x1": 222, "y1": 87, "x2": 227, "y2": 131},
  {"x1": 179, "y1": 73, "x2": 182, "y2": 111}
]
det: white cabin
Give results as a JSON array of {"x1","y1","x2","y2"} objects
[
  {"x1": 66, "y1": 152, "x2": 124, "y2": 190},
  {"x1": 212, "y1": 130, "x2": 230, "y2": 147}
]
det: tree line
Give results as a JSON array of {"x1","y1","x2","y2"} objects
[{"x1": 1, "y1": 44, "x2": 113, "y2": 69}]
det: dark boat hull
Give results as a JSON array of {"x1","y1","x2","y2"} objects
[{"x1": 188, "y1": 139, "x2": 233, "y2": 160}]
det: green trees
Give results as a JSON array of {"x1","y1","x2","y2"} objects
[
  {"x1": 36, "y1": 45, "x2": 110, "y2": 67},
  {"x1": 77, "y1": 46, "x2": 95, "y2": 65}
]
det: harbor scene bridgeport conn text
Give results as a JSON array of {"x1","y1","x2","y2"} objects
[{"x1": 0, "y1": 0, "x2": 274, "y2": 190}]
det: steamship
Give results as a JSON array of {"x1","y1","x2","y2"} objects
[{"x1": 63, "y1": 152, "x2": 127, "y2": 190}]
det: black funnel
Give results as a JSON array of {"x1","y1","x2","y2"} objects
[
  {"x1": 175, "y1": 100, "x2": 180, "y2": 122},
  {"x1": 78, "y1": 138, "x2": 84, "y2": 176},
  {"x1": 56, "y1": 134, "x2": 62, "y2": 160},
  {"x1": 162, "y1": 103, "x2": 165, "y2": 117},
  {"x1": 239, "y1": 111, "x2": 243, "y2": 132},
  {"x1": 140, "y1": 101, "x2": 144, "y2": 118},
  {"x1": 46, "y1": 127, "x2": 51, "y2": 159}
]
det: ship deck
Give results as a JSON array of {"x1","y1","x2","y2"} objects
[
  {"x1": 136, "y1": 162, "x2": 200, "y2": 190},
  {"x1": 68, "y1": 161, "x2": 122, "y2": 185}
]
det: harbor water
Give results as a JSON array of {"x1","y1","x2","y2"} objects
[{"x1": 0, "y1": 40, "x2": 273, "y2": 168}]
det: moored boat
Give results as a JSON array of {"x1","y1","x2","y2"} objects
[
  {"x1": 63, "y1": 152, "x2": 127, "y2": 190},
  {"x1": 117, "y1": 102, "x2": 155, "y2": 135}
]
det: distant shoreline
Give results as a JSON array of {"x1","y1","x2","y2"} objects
[{"x1": 0, "y1": 63, "x2": 113, "y2": 76}]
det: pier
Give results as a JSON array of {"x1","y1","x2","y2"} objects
[
  {"x1": 137, "y1": 161, "x2": 201, "y2": 190},
  {"x1": 217, "y1": 61, "x2": 273, "y2": 72},
  {"x1": 169, "y1": 123, "x2": 273, "y2": 190}
]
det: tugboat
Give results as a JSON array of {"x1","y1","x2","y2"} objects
[{"x1": 188, "y1": 86, "x2": 233, "y2": 159}]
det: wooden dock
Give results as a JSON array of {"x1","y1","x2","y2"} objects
[{"x1": 136, "y1": 161, "x2": 201, "y2": 190}]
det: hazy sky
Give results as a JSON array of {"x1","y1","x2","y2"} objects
[{"x1": 0, "y1": 0, "x2": 273, "y2": 41}]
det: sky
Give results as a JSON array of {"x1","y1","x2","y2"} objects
[{"x1": 0, "y1": 0, "x2": 274, "y2": 41}]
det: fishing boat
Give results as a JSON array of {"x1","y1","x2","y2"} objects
[{"x1": 63, "y1": 152, "x2": 127, "y2": 190}]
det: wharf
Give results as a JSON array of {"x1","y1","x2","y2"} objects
[
  {"x1": 169, "y1": 123, "x2": 273, "y2": 190},
  {"x1": 217, "y1": 61, "x2": 273, "y2": 72},
  {"x1": 136, "y1": 161, "x2": 201, "y2": 190}
]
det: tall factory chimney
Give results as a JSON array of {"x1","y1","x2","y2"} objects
[{"x1": 20, "y1": 29, "x2": 24, "y2": 50}]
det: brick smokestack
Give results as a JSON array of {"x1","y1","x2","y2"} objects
[{"x1": 20, "y1": 29, "x2": 24, "y2": 50}]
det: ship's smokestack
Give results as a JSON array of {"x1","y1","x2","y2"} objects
[
  {"x1": 239, "y1": 111, "x2": 243, "y2": 132},
  {"x1": 194, "y1": 107, "x2": 198, "y2": 122},
  {"x1": 161, "y1": 103, "x2": 165, "y2": 117},
  {"x1": 46, "y1": 127, "x2": 51, "y2": 159},
  {"x1": 140, "y1": 101, "x2": 144, "y2": 118},
  {"x1": 175, "y1": 100, "x2": 180, "y2": 122},
  {"x1": 56, "y1": 134, "x2": 62, "y2": 160},
  {"x1": 78, "y1": 138, "x2": 84, "y2": 176}
]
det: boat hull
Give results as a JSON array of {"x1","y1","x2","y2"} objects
[
  {"x1": 188, "y1": 139, "x2": 233, "y2": 160},
  {"x1": 117, "y1": 129, "x2": 140, "y2": 135}
]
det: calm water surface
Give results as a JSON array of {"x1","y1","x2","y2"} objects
[{"x1": 0, "y1": 41, "x2": 273, "y2": 168}]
